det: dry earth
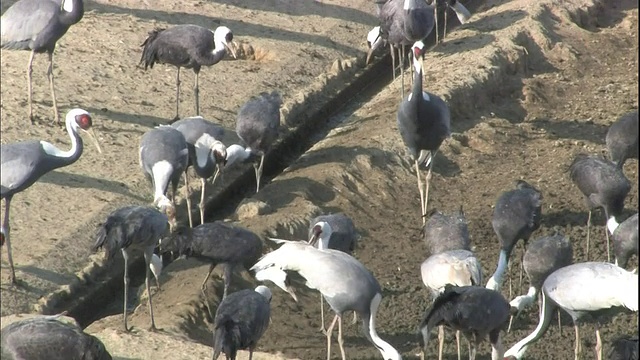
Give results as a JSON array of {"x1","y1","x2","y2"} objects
[{"x1": 1, "y1": 0, "x2": 638, "y2": 359}]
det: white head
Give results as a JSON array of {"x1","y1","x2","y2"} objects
[
  {"x1": 225, "y1": 144, "x2": 252, "y2": 166},
  {"x1": 66, "y1": 108, "x2": 102, "y2": 153},
  {"x1": 255, "y1": 285, "x2": 272, "y2": 302},
  {"x1": 155, "y1": 195, "x2": 177, "y2": 231},
  {"x1": 367, "y1": 26, "x2": 381, "y2": 48},
  {"x1": 308, "y1": 221, "x2": 332, "y2": 249},
  {"x1": 195, "y1": 134, "x2": 227, "y2": 168},
  {"x1": 213, "y1": 26, "x2": 237, "y2": 59},
  {"x1": 412, "y1": 41, "x2": 425, "y2": 73},
  {"x1": 61, "y1": 0, "x2": 74, "y2": 13}
]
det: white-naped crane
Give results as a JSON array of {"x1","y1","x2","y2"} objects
[
  {"x1": 504, "y1": 262, "x2": 638, "y2": 360},
  {"x1": 1, "y1": 108, "x2": 101, "y2": 284}
]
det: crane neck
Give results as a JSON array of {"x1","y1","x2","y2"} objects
[
  {"x1": 485, "y1": 249, "x2": 509, "y2": 291},
  {"x1": 366, "y1": 293, "x2": 402, "y2": 360},
  {"x1": 410, "y1": 55, "x2": 423, "y2": 102},
  {"x1": 151, "y1": 161, "x2": 174, "y2": 204},
  {"x1": 39, "y1": 120, "x2": 84, "y2": 166},
  {"x1": 503, "y1": 291, "x2": 555, "y2": 359},
  {"x1": 203, "y1": 42, "x2": 228, "y2": 66},
  {"x1": 59, "y1": 0, "x2": 84, "y2": 26}
]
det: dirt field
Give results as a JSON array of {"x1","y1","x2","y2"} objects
[{"x1": 1, "y1": 0, "x2": 638, "y2": 359}]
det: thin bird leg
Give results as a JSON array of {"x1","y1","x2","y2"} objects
[
  {"x1": 144, "y1": 250, "x2": 158, "y2": 331},
  {"x1": 491, "y1": 333, "x2": 504, "y2": 360},
  {"x1": 586, "y1": 210, "x2": 592, "y2": 261},
  {"x1": 390, "y1": 45, "x2": 396, "y2": 81},
  {"x1": 519, "y1": 244, "x2": 525, "y2": 294},
  {"x1": 415, "y1": 161, "x2": 426, "y2": 224},
  {"x1": 594, "y1": 324, "x2": 602, "y2": 360},
  {"x1": 184, "y1": 172, "x2": 193, "y2": 228},
  {"x1": 46, "y1": 52, "x2": 60, "y2": 124},
  {"x1": 248, "y1": 348, "x2": 254, "y2": 360},
  {"x1": 254, "y1": 154, "x2": 265, "y2": 193},
  {"x1": 400, "y1": 44, "x2": 406, "y2": 99},
  {"x1": 434, "y1": 4, "x2": 439, "y2": 44},
  {"x1": 199, "y1": 178, "x2": 207, "y2": 225},
  {"x1": 319, "y1": 294, "x2": 327, "y2": 333},
  {"x1": 326, "y1": 315, "x2": 339, "y2": 360},
  {"x1": 558, "y1": 308, "x2": 562, "y2": 335},
  {"x1": 222, "y1": 263, "x2": 233, "y2": 299},
  {"x1": 508, "y1": 257, "x2": 513, "y2": 299},
  {"x1": 201, "y1": 263, "x2": 216, "y2": 292},
  {"x1": 456, "y1": 330, "x2": 461, "y2": 360},
  {"x1": 443, "y1": 5, "x2": 448, "y2": 41},
  {"x1": 27, "y1": 51, "x2": 36, "y2": 124},
  {"x1": 2, "y1": 197, "x2": 16, "y2": 284},
  {"x1": 337, "y1": 315, "x2": 347, "y2": 360},
  {"x1": 437, "y1": 325, "x2": 444, "y2": 360},
  {"x1": 351, "y1": 311, "x2": 357, "y2": 325},
  {"x1": 174, "y1": 67, "x2": 181, "y2": 122},
  {"x1": 469, "y1": 333, "x2": 477, "y2": 360},
  {"x1": 603, "y1": 210, "x2": 611, "y2": 262},
  {"x1": 422, "y1": 166, "x2": 433, "y2": 222},
  {"x1": 574, "y1": 324, "x2": 581, "y2": 360},
  {"x1": 194, "y1": 71, "x2": 200, "y2": 116},
  {"x1": 122, "y1": 249, "x2": 131, "y2": 332}
]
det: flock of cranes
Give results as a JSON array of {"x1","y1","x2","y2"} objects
[{"x1": 0, "y1": 0, "x2": 639, "y2": 360}]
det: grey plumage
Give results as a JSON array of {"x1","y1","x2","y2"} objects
[
  {"x1": 418, "y1": 285, "x2": 509, "y2": 360},
  {"x1": 397, "y1": 42, "x2": 451, "y2": 223},
  {"x1": 611, "y1": 213, "x2": 639, "y2": 268},
  {"x1": 426, "y1": 0, "x2": 472, "y2": 44},
  {"x1": 1, "y1": 109, "x2": 100, "y2": 284},
  {"x1": 422, "y1": 207, "x2": 470, "y2": 255},
  {"x1": 569, "y1": 153, "x2": 631, "y2": 261},
  {"x1": 212, "y1": 286, "x2": 272, "y2": 360},
  {"x1": 1, "y1": 314, "x2": 111, "y2": 360},
  {"x1": 159, "y1": 221, "x2": 263, "y2": 299},
  {"x1": 1, "y1": 0, "x2": 84, "y2": 123},
  {"x1": 486, "y1": 180, "x2": 542, "y2": 295},
  {"x1": 608, "y1": 335, "x2": 639, "y2": 360},
  {"x1": 92, "y1": 205, "x2": 170, "y2": 331},
  {"x1": 139, "y1": 25, "x2": 237, "y2": 120},
  {"x1": 606, "y1": 110, "x2": 638, "y2": 169},
  {"x1": 235, "y1": 91, "x2": 282, "y2": 193}
]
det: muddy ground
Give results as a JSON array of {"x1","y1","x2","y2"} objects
[{"x1": 1, "y1": 0, "x2": 638, "y2": 359}]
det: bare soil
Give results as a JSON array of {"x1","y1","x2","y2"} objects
[{"x1": 1, "y1": 0, "x2": 638, "y2": 359}]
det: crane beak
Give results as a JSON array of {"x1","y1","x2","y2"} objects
[
  {"x1": 82, "y1": 128, "x2": 103, "y2": 154},
  {"x1": 286, "y1": 285, "x2": 298, "y2": 302},
  {"x1": 308, "y1": 233, "x2": 319, "y2": 247},
  {"x1": 225, "y1": 41, "x2": 238, "y2": 59},
  {"x1": 365, "y1": 36, "x2": 383, "y2": 65}
]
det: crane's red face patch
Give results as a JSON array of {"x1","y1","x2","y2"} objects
[
  {"x1": 313, "y1": 225, "x2": 322, "y2": 237},
  {"x1": 413, "y1": 46, "x2": 422, "y2": 59},
  {"x1": 75, "y1": 114, "x2": 93, "y2": 130},
  {"x1": 0, "y1": 231, "x2": 4, "y2": 246},
  {"x1": 225, "y1": 32, "x2": 233, "y2": 44}
]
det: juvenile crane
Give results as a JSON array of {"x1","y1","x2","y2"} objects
[
  {"x1": 606, "y1": 110, "x2": 638, "y2": 169},
  {"x1": 418, "y1": 285, "x2": 509, "y2": 360},
  {"x1": 608, "y1": 212, "x2": 638, "y2": 268},
  {"x1": 1, "y1": 313, "x2": 112, "y2": 360},
  {"x1": 423, "y1": 207, "x2": 470, "y2": 255},
  {"x1": 504, "y1": 262, "x2": 639, "y2": 360},
  {"x1": 486, "y1": 180, "x2": 542, "y2": 297},
  {"x1": 397, "y1": 41, "x2": 451, "y2": 224},
  {"x1": 212, "y1": 286, "x2": 272, "y2": 360},
  {"x1": 231, "y1": 91, "x2": 282, "y2": 193},
  {"x1": 171, "y1": 116, "x2": 226, "y2": 226},
  {"x1": 1, "y1": 108, "x2": 101, "y2": 284},
  {"x1": 139, "y1": 25, "x2": 237, "y2": 121},
  {"x1": 92, "y1": 205, "x2": 171, "y2": 332},
  {"x1": 251, "y1": 241, "x2": 402, "y2": 360},
  {"x1": 569, "y1": 154, "x2": 631, "y2": 261},
  {"x1": 1, "y1": 0, "x2": 84, "y2": 124}
]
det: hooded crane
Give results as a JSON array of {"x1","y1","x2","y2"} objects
[
  {"x1": 212, "y1": 286, "x2": 272, "y2": 360},
  {"x1": 507, "y1": 232, "x2": 573, "y2": 333},
  {"x1": 485, "y1": 180, "x2": 542, "y2": 298},
  {"x1": 608, "y1": 212, "x2": 638, "y2": 268},
  {"x1": 159, "y1": 221, "x2": 263, "y2": 299},
  {"x1": 606, "y1": 110, "x2": 638, "y2": 169},
  {"x1": 229, "y1": 91, "x2": 282, "y2": 193},
  {"x1": 171, "y1": 116, "x2": 227, "y2": 227},
  {"x1": 569, "y1": 154, "x2": 631, "y2": 262},
  {"x1": 397, "y1": 41, "x2": 451, "y2": 224},
  {"x1": 92, "y1": 205, "x2": 170, "y2": 332},
  {"x1": 426, "y1": 0, "x2": 472, "y2": 44},
  {"x1": 1, "y1": 313, "x2": 112, "y2": 360},
  {"x1": 308, "y1": 213, "x2": 359, "y2": 333},
  {"x1": 423, "y1": 207, "x2": 470, "y2": 255},
  {"x1": 418, "y1": 285, "x2": 509, "y2": 360},
  {"x1": 139, "y1": 25, "x2": 237, "y2": 121},
  {"x1": 420, "y1": 250, "x2": 482, "y2": 360},
  {"x1": 609, "y1": 335, "x2": 639, "y2": 360},
  {"x1": 1, "y1": 108, "x2": 101, "y2": 284},
  {"x1": 139, "y1": 125, "x2": 189, "y2": 229},
  {"x1": 503, "y1": 262, "x2": 638, "y2": 360},
  {"x1": 251, "y1": 241, "x2": 402, "y2": 360},
  {"x1": 1, "y1": 0, "x2": 84, "y2": 124}
]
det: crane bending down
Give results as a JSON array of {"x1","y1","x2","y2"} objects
[
  {"x1": 608, "y1": 213, "x2": 638, "y2": 268},
  {"x1": 251, "y1": 241, "x2": 402, "y2": 360},
  {"x1": 606, "y1": 110, "x2": 638, "y2": 169}
]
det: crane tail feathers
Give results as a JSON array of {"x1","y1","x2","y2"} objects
[
  {"x1": 92, "y1": 219, "x2": 124, "y2": 261},
  {"x1": 213, "y1": 315, "x2": 241, "y2": 360},
  {"x1": 139, "y1": 28, "x2": 165, "y2": 69}
]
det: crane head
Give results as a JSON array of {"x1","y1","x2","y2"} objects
[
  {"x1": 365, "y1": 26, "x2": 383, "y2": 65},
  {"x1": 255, "y1": 285, "x2": 273, "y2": 303},
  {"x1": 214, "y1": 26, "x2": 237, "y2": 59},
  {"x1": 308, "y1": 221, "x2": 331, "y2": 249},
  {"x1": 68, "y1": 109, "x2": 103, "y2": 154},
  {"x1": 155, "y1": 196, "x2": 177, "y2": 232}
]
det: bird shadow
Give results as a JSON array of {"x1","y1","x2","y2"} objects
[
  {"x1": 39, "y1": 170, "x2": 147, "y2": 202},
  {"x1": 432, "y1": 33, "x2": 496, "y2": 56},
  {"x1": 464, "y1": 9, "x2": 528, "y2": 33},
  {"x1": 85, "y1": 106, "x2": 173, "y2": 128},
  {"x1": 14, "y1": 265, "x2": 70, "y2": 286},
  {"x1": 528, "y1": 117, "x2": 610, "y2": 144}
]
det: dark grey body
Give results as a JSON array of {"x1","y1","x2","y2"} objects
[
  {"x1": 171, "y1": 116, "x2": 224, "y2": 178},
  {"x1": 212, "y1": 289, "x2": 271, "y2": 360},
  {"x1": 139, "y1": 126, "x2": 189, "y2": 197},
  {"x1": 423, "y1": 208, "x2": 470, "y2": 255},
  {"x1": 609, "y1": 336, "x2": 639, "y2": 360},
  {"x1": 522, "y1": 233, "x2": 573, "y2": 290},
  {"x1": 569, "y1": 154, "x2": 631, "y2": 219},
  {"x1": 308, "y1": 213, "x2": 358, "y2": 253},
  {"x1": 378, "y1": 0, "x2": 435, "y2": 46},
  {"x1": 613, "y1": 213, "x2": 639, "y2": 268},
  {"x1": 236, "y1": 91, "x2": 282, "y2": 155},
  {"x1": 1, "y1": 316, "x2": 111, "y2": 360},
  {"x1": 606, "y1": 110, "x2": 638, "y2": 169}
]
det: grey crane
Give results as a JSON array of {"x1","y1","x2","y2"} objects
[
  {"x1": 139, "y1": 25, "x2": 237, "y2": 121},
  {"x1": 158, "y1": 221, "x2": 263, "y2": 299},
  {"x1": 504, "y1": 262, "x2": 638, "y2": 360},
  {"x1": 212, "y1": 285, "x2": 272, "y2": 360},
  {"x1": 507, "y1": 232, "x2": 573, "y2": 333},
  {"x1": 420, "y1": 250, "x2": 482, "y2": 360},
  {"x1": 485, "y1": 180, "x2": 542, "y2": 298},
  {"x1": 606, "y1": 110, "x2": 638, "y2": 169},
  {"x1": 1, "y1": 0, "x2": 84, "y2": 124},
  {"x1": 139, "y1": 125, "x2": 189, "y2": 228},
  {"x1": 171, "y1": 116, "x2": 227, "y2": 227},
  {"x1": 1, "y1": 108, "x2": 101, "y2": 284},
  {"x1": 231, "y1": 91, "x2": 282, "y2": 193},
  {"x1": 418, "y1": 285, "x2": 509, "y2": 360},
  {"x1": 569, "y1": 153, "x2": 631, "y2": 262},
  {"x1": 397, "y1": 41, "x2": 451, "y2": 225},
  {"x1": 426, "y1": 0, "x2": 472, "y2": 44},
  {"x1": 308, "y1": 213, "x2": 359, "y2": 333},
  {"x1": 609, "y1": 335, "x2": 639, "y2": 360},
  {"x1": 608, "y1": 212, "x2": 638, "y2": 268},
  {"x1": 1, "y1": 313, "x2": 112, "y2": 360},
  {"x1": 251, "y1": 241, "x2": 402, "y2": 360},
  {"x1": 422, "y1": 207, "x2": 470, "y2": 255},
  {"x1": 92, "y1": 205, "x2": 170, "y2": 332}
]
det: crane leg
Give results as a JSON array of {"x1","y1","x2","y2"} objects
[
  {"x1": 254, "y1": 155, "x2": 265, "y2": 193},
  {"x1": 27, "y1": 51, "x2": 36, "y2": 124},
  {"x1": 603, "y1": 210, "x2": 611, "y2": 262},
  {"x1": 390, "y1": 45, "x2": 396, "y2": 81},
  {"x1": 194, "y1": 71, "x2": 200, "y2": 117},
  {"x1": 574, "y1": 324, "x2": 581, "y2": 360},
  {"x1": 325, "y1": 315, "x2": 339, "y2": 360},
  {"x1": 585, "y1": 210, "x2": 592, "y2": 261},
  {"x1": 469, "y1": 334, "x2": 477, "y2": 360},
  {"x1": 434, "y1": 3, "x2": 439, "y2": 44},
  {"x1": 351, "y1": 311, "x2": 358, "y2": 325},
  {"x1": 558, "y1": 308, "x2": 562, "y2": 335},
  {"x1": 144, "y1": 250, "x2": 158, "y2": 331},
  {"x1": 46, "y1": 52, "x2": 60, "y2": 124},
  {"x1": 122, "y1": 249, "x2": 131, "y2": 332},
  {"x1": 319, "y1": 294, "x2": 327, "y2": 333},
  {"x1": 456, "y1": 330, "x2": 461, "y2": 360},
  {"x1": 594, "y1": 324, "x2": 602, "y2": 360},
  {"x1": 519, "y1": 244, "x2": 525, "y2": 294},
  {"x1": 222, "y1": 263, "x2": 233, "y2": 299},
  {"x1": 437, "y1": 325, "x2": 444, "y2": 360},
  {"x1": 337, "y1": 315, "x2": 347, "y2": 360},
  {"x1": 490, "y1": 331, "x2": 504, "y2": 360},
  {"x1": 174, "y1": 68, "x2": 181, "y2": 122},
  {"x1": 248, "y1": 348, "x2": 254, "y2": 360},
  {"x1": 199, "y1": 178, "x2": 207, "y2": 225},
  {"x1": 423, "y1": 166, "x2": 433, "y2": 223},
  {"x1": 2, "y1": 196, "x2": 17, "y2": 285},
  {"x1": 184, "y1": 172, "x2": 194, "y2": 228},
  {"x1": 415, "y1": 161, "x2": 426, "y2": 225},
  {"x1": 507, "y1": 258, "x2": 513, "y2": 299},
  {"x1": 201, "y1": 263, "x2": 216, "y2": 292},
  {"x1": 443, "y1": 4, "x2": 448, "y2": 42},
  {"x1": 400, "y1": 44, "x2": 406, "y2": 99}
]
